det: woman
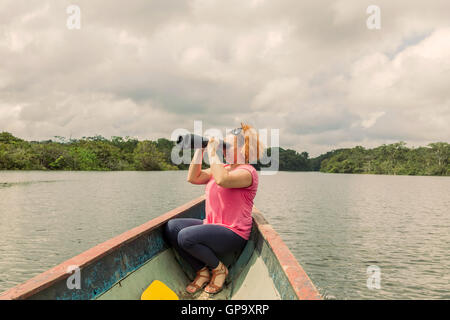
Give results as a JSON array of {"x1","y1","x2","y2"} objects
[{"x1": 164, "y1": 123, "x2": 264, "y2": 294}]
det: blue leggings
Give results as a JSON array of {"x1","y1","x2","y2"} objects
[{"x1": 164, "y1": 218, "x2": 247, "y2": 272}]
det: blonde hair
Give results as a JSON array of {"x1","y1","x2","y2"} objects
[{"x1": 233, "y1": 122, "x2": 265, "y2": 164}]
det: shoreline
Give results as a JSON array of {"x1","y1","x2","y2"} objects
[{"x1": 0, "y1": 169, "x2": 448, "y2": 177}]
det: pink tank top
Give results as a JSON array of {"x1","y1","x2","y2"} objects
[{"x1": 203, "y1": 164, "x2": 259, "y2": 240}]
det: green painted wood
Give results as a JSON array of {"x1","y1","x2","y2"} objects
[
  {"x1": 96, "y1": 249, "x2": 189, "y2": 300},
  {"x1": 94, "y1": 217, "x2": 287, "y2": 300},
  {"x1": 96, "y1": 247, "x2": 281, "y2": 300}
]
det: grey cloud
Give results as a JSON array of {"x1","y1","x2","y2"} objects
[{"x1": 0, "y1": 0, "x2": 449, "y2": 156}]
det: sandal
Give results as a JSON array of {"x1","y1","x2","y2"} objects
[
  {"x1": 204, "y1": 262, "x2": 228, "y2": 294},
  {"x1": 186, "y1": 267, "x2": 210, "y2": 294}
]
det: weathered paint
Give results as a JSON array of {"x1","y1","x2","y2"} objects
[
  {"x1": 0, "y1": 196, "x2": 321, "y2": 300},
  {"x1": 96, "y1": 249, "x2": 190, "y2": 300},
  {"x1": 96, "y1": 247, "x2": 281, "y2": 300}
]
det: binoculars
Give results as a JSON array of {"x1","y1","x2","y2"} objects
[{"x1": 176, "y1": 134, "x2": 231, "y2": 150}]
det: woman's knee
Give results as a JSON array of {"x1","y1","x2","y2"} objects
[
  {"x1": 164, "y1": 219, "x2": 179, "y2": 244},
  {"x1": 177, "y1": 228, "x2": 196, "y2": 250}
]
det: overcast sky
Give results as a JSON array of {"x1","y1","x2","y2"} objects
[{"x1": 1, "y1": 0, "x2": 449, "y2": 156}]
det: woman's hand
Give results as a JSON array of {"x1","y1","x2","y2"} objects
[
  {"x1": 207, "y1": 137, "x2": 252, "y2": 188},
  {"x1": 207, "y1": 137, "x2": 219, "y2": 159},
  {"x1": 207, "y1": 137, "x2": 222, "y2": 165}
]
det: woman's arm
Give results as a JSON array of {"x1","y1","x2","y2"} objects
[
  {"x1": 208, "y1": 138, "x2": 252, "y2": 189},
  {"x1": 187, "y1": 149, "x2": 212, "y2": 184}
]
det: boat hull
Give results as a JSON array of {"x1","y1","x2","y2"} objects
[{"x1": 0, "y1": 196, "x2": 321, "y2": 300}]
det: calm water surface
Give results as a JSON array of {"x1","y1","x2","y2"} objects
[{"x1": 0, "y1": 171, "x2": 449, "y2": 299}]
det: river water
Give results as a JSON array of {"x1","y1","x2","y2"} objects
[{"x1": 0, "y1": 171, "x2": 448, "y2": 299}]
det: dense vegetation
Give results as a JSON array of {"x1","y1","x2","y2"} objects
[
  {"x1": 319, "y1": 142, "x2": 449, "y2": 176},
  {"x1": 0, "y1": 132, "x2": 448, "y2": 176},
  {"x1": 0, "y1": 132, "x2": 178, "y2": 171},
  {"x1": 257, "y1": 148, "x2": 342, "y2": 172}
]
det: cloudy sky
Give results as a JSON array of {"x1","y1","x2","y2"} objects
[{"x1": 1, "y1": 0, "x2": 449, "y2": 156}]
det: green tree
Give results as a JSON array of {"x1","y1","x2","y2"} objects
[{"x1": 133, "y1": 141, "x2": 177, "y2": 171}]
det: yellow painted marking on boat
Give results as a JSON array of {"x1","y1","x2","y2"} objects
[{"x1": 141, "y1": 280, "x2": 179, "y2": 300}]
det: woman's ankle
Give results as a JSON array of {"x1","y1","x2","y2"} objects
[
  {"x1": 198, "y1": 266, "x2": 210, "y2": 276},
  {"x1": 212, "y1": 261, "x2": 226, "y2": 271}
]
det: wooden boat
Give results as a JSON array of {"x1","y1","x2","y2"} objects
[{"x1": 0, "y1": 196, "x2": 321, "y2": 300}]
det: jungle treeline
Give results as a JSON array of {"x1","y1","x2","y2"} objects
[
  {"x1": 319, "y1": 142, "x2": 449, "y2": 176},
  {"x1": 0, "y1": 132, "x2": 448, "y2": 176}
]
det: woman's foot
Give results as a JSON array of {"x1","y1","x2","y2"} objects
[
  {"x1": 204, "y1": 261, "x2": 228, "y2": 294},
  {"x1": 186, "y1": 267, "x2": 210, "y2": 294}
]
